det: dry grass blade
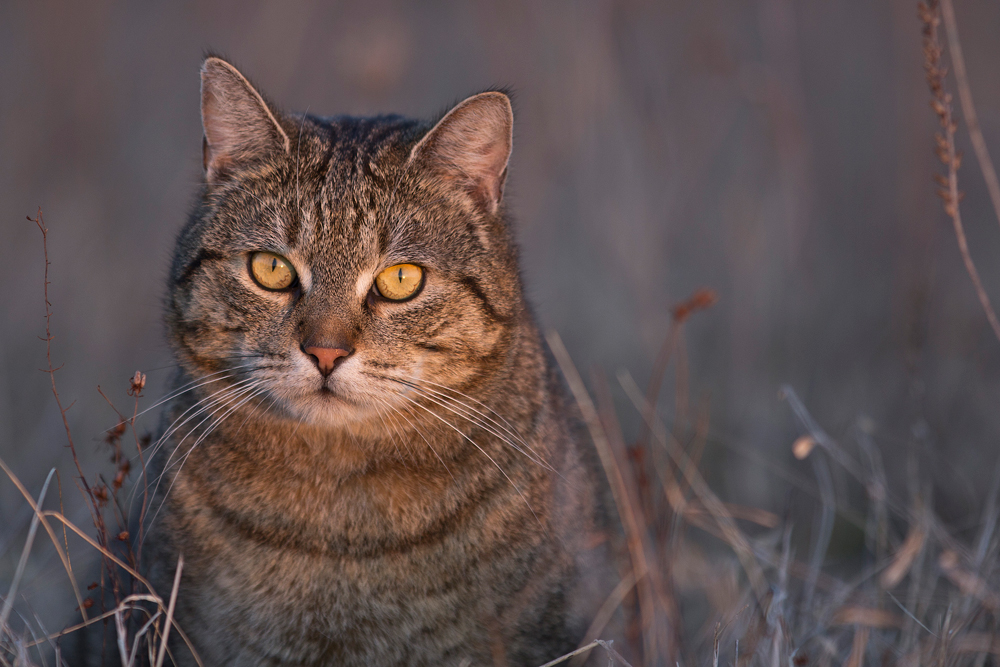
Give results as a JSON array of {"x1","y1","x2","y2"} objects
[
  {"x1": 547, "y1": 332, "x2": 659, "y2": 662},
  {"x1": 953, "y1": 633, "x2": 1000, "y2": 655},
  {"x1": 592, "y1": 370, "x2": 680, "y2": 657},
  {"x1": 39, "y1": 511, "x2": 153, "y2": 593},
  {"x1": 0, "y1": 468, "x2": 55, "y2": 636},
  {"x1": 26, "y1": 211, "x2": 103, "y2": 527},
  {"x1": 22, "y1": 604, "x2": 153, "y2": 649},
  {"x1": 536, "y1": 640, "x2": 603, "y2": 667},
  {"x1": 635, "y1": 288, "x2": 717, "y2": 452},
  {"x1": 0, "y1": 456, "x2": 88, "y2": 623},
  {"x1": 154, "y1": 555, "x2": 183, "y2": 667},
  {"x1": 616, "y1": 369, "x2": 768, "y2": 603},
  {"x1": 573, "y1": 571, "x2": 638, "y2": 665},
  {"x1": 845, "y1": 626, "x2": 870, "y2": 667},
  {"x1": 683, "y1": 502, "x2": 780, "y2": 529},
  {"x1": 939, "y1": 550, "x2": 1000, "y2": 610},
  {"x1": 537, "y1": 639, "x2": 635, "y2": 667},
  {"x1": 880, "y1": 524, "x2": 926, "y2": 589},
  {"x1": 831, "y1": 606, "x2": 904, "y2": 629}
]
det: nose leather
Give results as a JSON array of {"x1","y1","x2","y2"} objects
[{"x1": 303, "y1": 345, "x2": 352, "y2": 376}]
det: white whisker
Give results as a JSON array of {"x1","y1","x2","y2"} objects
[
  {"x1": 371, "y1": 399, "x2": 410, "y2": 466},
  {"x1": 395, "y1": 394, "x2": 541, "y2": 527},
  {"x1": 127, "y1": 376, "x2": 258, "y2": 512},
  {"x1": 389, "y1": 377, "x2": 554, "y2": 474},
  {"x1": 401, "y1": 376, "x2": 536, "y2": 454},
  {"x1": 380, "y1": 400, "x2": 456, "y2": 482},
  {"x1": 103, "y1": 364, "x2": 255, "y2": 440},
  {"x1": 145, "y1": 384, "x2": 268, "y2": 534},
  {"x1": 134, "y1": 378, "x2": 263, "y2": 517}
]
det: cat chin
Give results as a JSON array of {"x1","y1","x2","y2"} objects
[{"x1": 269, "y1": 389, "x2": 391, "y2": 431}]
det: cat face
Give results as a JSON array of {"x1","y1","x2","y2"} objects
[{"x1": 167, "y1": 58, "x2": 524, "y2": 431}]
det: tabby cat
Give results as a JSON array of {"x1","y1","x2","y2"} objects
[{"x1": 140, "y1": 56, "x2": 611, "y2": 666}]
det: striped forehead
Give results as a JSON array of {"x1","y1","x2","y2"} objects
[{"x1": 286, "y1": 117, "x2": 418, "y2": 274}]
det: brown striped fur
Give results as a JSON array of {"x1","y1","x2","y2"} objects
[{"x1": 142, "y1": 56, "x2": 612, "y2": 666}]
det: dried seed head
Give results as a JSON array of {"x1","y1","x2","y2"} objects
[
  {"x1": 128, "y1": 370, "x2": 146, "y2": 397},
  {"x1": 110, "y1": 421, "x2": 127, "y2": 439},
  {"x1": 671, "y1": 288, "x2": 719, "y2": 323},
  {"x1": 92, "y1": 485, "x2": 108, "y2": 504}
]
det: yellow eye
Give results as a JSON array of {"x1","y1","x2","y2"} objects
[
  {"x1": 375, "y1": 264, "x2": 423, "y2": 301},
  {"x1": 249, "y1": 251, "x2": 297, "y2": 291}
]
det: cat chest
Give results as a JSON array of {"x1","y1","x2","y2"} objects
[{"x1": 175, "y1": 515, "x2": 554, "y2": 665}]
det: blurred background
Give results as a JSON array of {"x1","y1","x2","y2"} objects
[{"x1": 3, "y1": 0, "x2": 1000, "y2": 636}]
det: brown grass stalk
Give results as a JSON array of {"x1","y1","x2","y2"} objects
[
  {"x1": 0, "y1": 455, "x2": 88, "y2": 624},
  {"x1": 939, "y1": 0, "x2": 1000, "y2": 233},
  {"x1": 919, "y1": 1, "x2": 1000, "y2": 345},
  {"x1": 547, "y1": 332, "x2": 661, "y2": 663},
  {"x1": 616, "y1": 370, "x2": 769, "y2": 604}
]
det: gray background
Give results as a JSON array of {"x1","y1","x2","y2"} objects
[{"x1": 3, "y1": 0, "x2": 1000, "y2": 628}]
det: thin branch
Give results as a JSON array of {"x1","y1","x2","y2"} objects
[{"x1": 28, "y1": 211, "x2": 95, "y2": 501}]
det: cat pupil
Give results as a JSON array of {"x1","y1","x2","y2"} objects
[
  {"x1": 397, "y1": 267, "x2": 403, "y2": 283},
  {"x1": 271, "y1": 258, "x2": 277, "y2": 272}
]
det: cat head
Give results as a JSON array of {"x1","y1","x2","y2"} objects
[{"x1": 167, "y1": 57, "x2": 533, "y2": 432}]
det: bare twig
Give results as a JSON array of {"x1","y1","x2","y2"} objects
[{"x1": 27, "y1": 211, "x2": 100, "y2": 508}]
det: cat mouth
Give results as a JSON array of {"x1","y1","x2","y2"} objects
[{"x1": 315, "y1": 382, "x2": 351, "y2": 403}]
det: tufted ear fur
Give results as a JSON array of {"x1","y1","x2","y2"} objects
[
  {"x1": 408, "y1": 92, "x2": 513, "y2": 215},
  {"x1": 200, "y1": 57, "x2": 290, "y2": 183}
]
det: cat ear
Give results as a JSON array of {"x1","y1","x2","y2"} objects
[
  {"x1": 200, "y1": 57, "x2": 290, "y2": 183},
  {"x1": 409, "y1": 92, "x2": 513, "y2": 215}
]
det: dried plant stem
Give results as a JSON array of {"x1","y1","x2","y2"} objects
[
  {"x1": 635, "y1": 288, "x2": 716, "y2": 452},
  {"x1": 28, "y1": 212, "x2": 96, "y2": 501},
  {"x1": 920, "y1": 2, "x2": 1000, "y2": 344},
  {"x1": 939, "y1": 0, "x2": 1000, "y2": 232},
  {"x1": 27, "y1": 209, "x2": 124, "y2": 602},
  {"x1": 616, "y1": 370, "x2": 769, "y2": 604},
  {"x1": 548, "y1": 332, "x2": 659, "y2": 663},
  {"x1": 0, "y1": 469, "x2": 56, "y2": 635},
  {"x1": 576, "y1": 571, "x2": 639, "y2": 658},
  {"x1": 537, "y1": 639, "x2": 634, "y2": 667},
  {"x1": 154, "y1": 555, "x2": 183, "y2": 667},
  {"x1": 0, "y1": 455, "x2": 88, "y2": 622}
]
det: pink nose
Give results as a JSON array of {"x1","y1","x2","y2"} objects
[{"x1": 304, "y1": 346, "x2": 352, "y2": 376}]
